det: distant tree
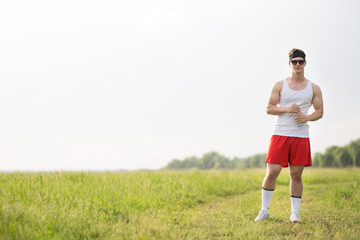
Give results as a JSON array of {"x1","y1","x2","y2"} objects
[
  {"x1": 312, "y1": 152, "x2": 322, "y2": 167},
  {"x1": 199, "y1": 151, "x2": 230, "y2": 170},
  {"x1": 214, "y1": 155, "x2": 235, "y2": 169},
  {"x1": 167, "y1": 159, "x2": 183, "y2": 169},
  {"x1": 232, "y1": 157, "x2": 249, "y2": 169},
  {"x1": 347, "y1": 139, "x2": 360, "y2": 167},
  {"x1": 321, "y1": 146, "x2": 337, "y2": 167},
  {"x1": 248, "y1": 154, "x2": 267, "y2": 168},
  {"x1": 182, "y1": 156, "x2": 199, "y2": 169},
  {"x1": 333, "y1": 147, "x2": 352, "y2": 167}
]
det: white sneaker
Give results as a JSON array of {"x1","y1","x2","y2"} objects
[
  {"x1": 254, "y1": 210, "x2": 269, "y2": 222},
  {"x1": 290, "y1": 212, "x2": 302, "y2": 223}
]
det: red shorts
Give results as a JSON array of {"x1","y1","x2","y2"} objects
[{"x1": 266, "y1": 135, "x2": 312, "y2": 168}]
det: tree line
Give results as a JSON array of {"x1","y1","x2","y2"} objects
[
  {"x1": 165, "y1": 152, "x2": 267, "y2": 170},
  {"x1": 312, "y1": 138, "x2": 360, "y2": 167},
  {"x1": 165, "y1": 138, "x2": 360, "y2": 170}
]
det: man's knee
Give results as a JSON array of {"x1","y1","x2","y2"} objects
[
  {"x1": 290, "y1": 175, "x2": 302, "y2": 183},
  {"x1": 290, "y1": 169, "x2": 303, "y2": 182},
  {"x1": 266, "y1": 169, "x2": 281, "y2": 180}
]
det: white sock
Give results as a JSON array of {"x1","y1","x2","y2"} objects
[
  {"x1": 261, "y1": 188, "x2": 274, "y2": 211},
  {"x1": 291, "y1": 196, "x2": 302, "y2": 214}
]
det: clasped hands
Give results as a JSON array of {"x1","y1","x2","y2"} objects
[{"x1": 287, "y1": 104, "x2": 308, "y2": 124}]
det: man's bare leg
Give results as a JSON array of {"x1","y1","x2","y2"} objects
[
  {"x1": 289, "y1": 165, "x2": 305, "y2": 222},
  {"x1": 255, "y1": 163, "x2": 283, "y2": 221},
  {"x1": 289, "y1": 164, "x2": 304, "y2": 196},
  {"x1": 263, "y1": 163, "x2": 283, "y2": 189}
]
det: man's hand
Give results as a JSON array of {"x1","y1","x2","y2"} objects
[
  {"x1": 294, "y1": 112, "x2": 309, "y2": 124},
  {"x1": 286, "y1": 104, "x2": 301, "y2": 113}
]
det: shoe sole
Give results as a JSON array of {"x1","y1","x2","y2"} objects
[
  {"x1": 254, "y1": 219, "x2": 267, "y2": 222},
  {"x1": 254, "y1": 216, "x2": 269, "y2": 222}
]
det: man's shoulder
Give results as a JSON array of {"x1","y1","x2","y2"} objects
[
  {"x1": 310, "y1": 81, "x2": 322, "y2": 95},
  {"x1": 310, "y1": 81, "x2": 321, "y2": 90},
  {"x1": 272, "y1": 79, "x2": 284, "y2": 89},
  {"x1": 275, "y1": 79, "x2": 284, "y2": 84}
]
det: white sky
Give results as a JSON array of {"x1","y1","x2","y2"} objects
[{"x1": 1, "y1": 0, "x2": 360, "y2": 171}]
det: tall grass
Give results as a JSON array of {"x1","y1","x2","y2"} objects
[{"x1": 0, "y1": 169, "x2": 359, "y2": 239}]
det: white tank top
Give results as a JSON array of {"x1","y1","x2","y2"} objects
[{"x1": 273, "y1": 78, "x2": 313, "y2": 138}]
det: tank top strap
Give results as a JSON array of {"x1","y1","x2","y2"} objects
[
  {"x1": 306, "y1": 79, "x2": 312, "y2": 89},
  {"x1": 283, "y1": 78, "x2": 288, "y2": 88}
]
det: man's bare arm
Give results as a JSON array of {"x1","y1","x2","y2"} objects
[
  {"x1": 295, "y1": 83, "x2": 324, "y2": 123},
  {"x1": 307, "y1": 83, "x2": 324, "y2": 121},
  {"x1": 267, "y1": 80, "x2": 301, "y2": 115}
]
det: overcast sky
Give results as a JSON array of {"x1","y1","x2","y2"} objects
[{"x1": 1, "y1": 0, "x2": 360, "y2": 171}]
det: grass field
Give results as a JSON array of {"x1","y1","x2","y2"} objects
[{"x1": 0, "y1": 168, "x2": 359, "y2": 239}]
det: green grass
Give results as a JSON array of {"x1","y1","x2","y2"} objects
[{"x1": 0, "y1": 169, "x2": 359, "y2": 239}]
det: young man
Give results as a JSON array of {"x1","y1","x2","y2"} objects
[{"x1": 254, "y1": 48, "x2": 324, "y2": 223}]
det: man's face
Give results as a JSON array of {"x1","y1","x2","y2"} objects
[{"x1": 289, "y1": 57, "x2": 306, "y2": 73}]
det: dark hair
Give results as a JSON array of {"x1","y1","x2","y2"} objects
[{"x1": 289, "y1": 48, "x2": 306, "y2": 60}]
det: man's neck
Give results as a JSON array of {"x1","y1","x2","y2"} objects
[{"x1": 291, "y1": 72, "x2": 306, "y2": 82}]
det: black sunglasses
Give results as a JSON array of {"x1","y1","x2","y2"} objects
[{"x1": 290, "y1": 60, "x2": 305, "y2": 65}]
